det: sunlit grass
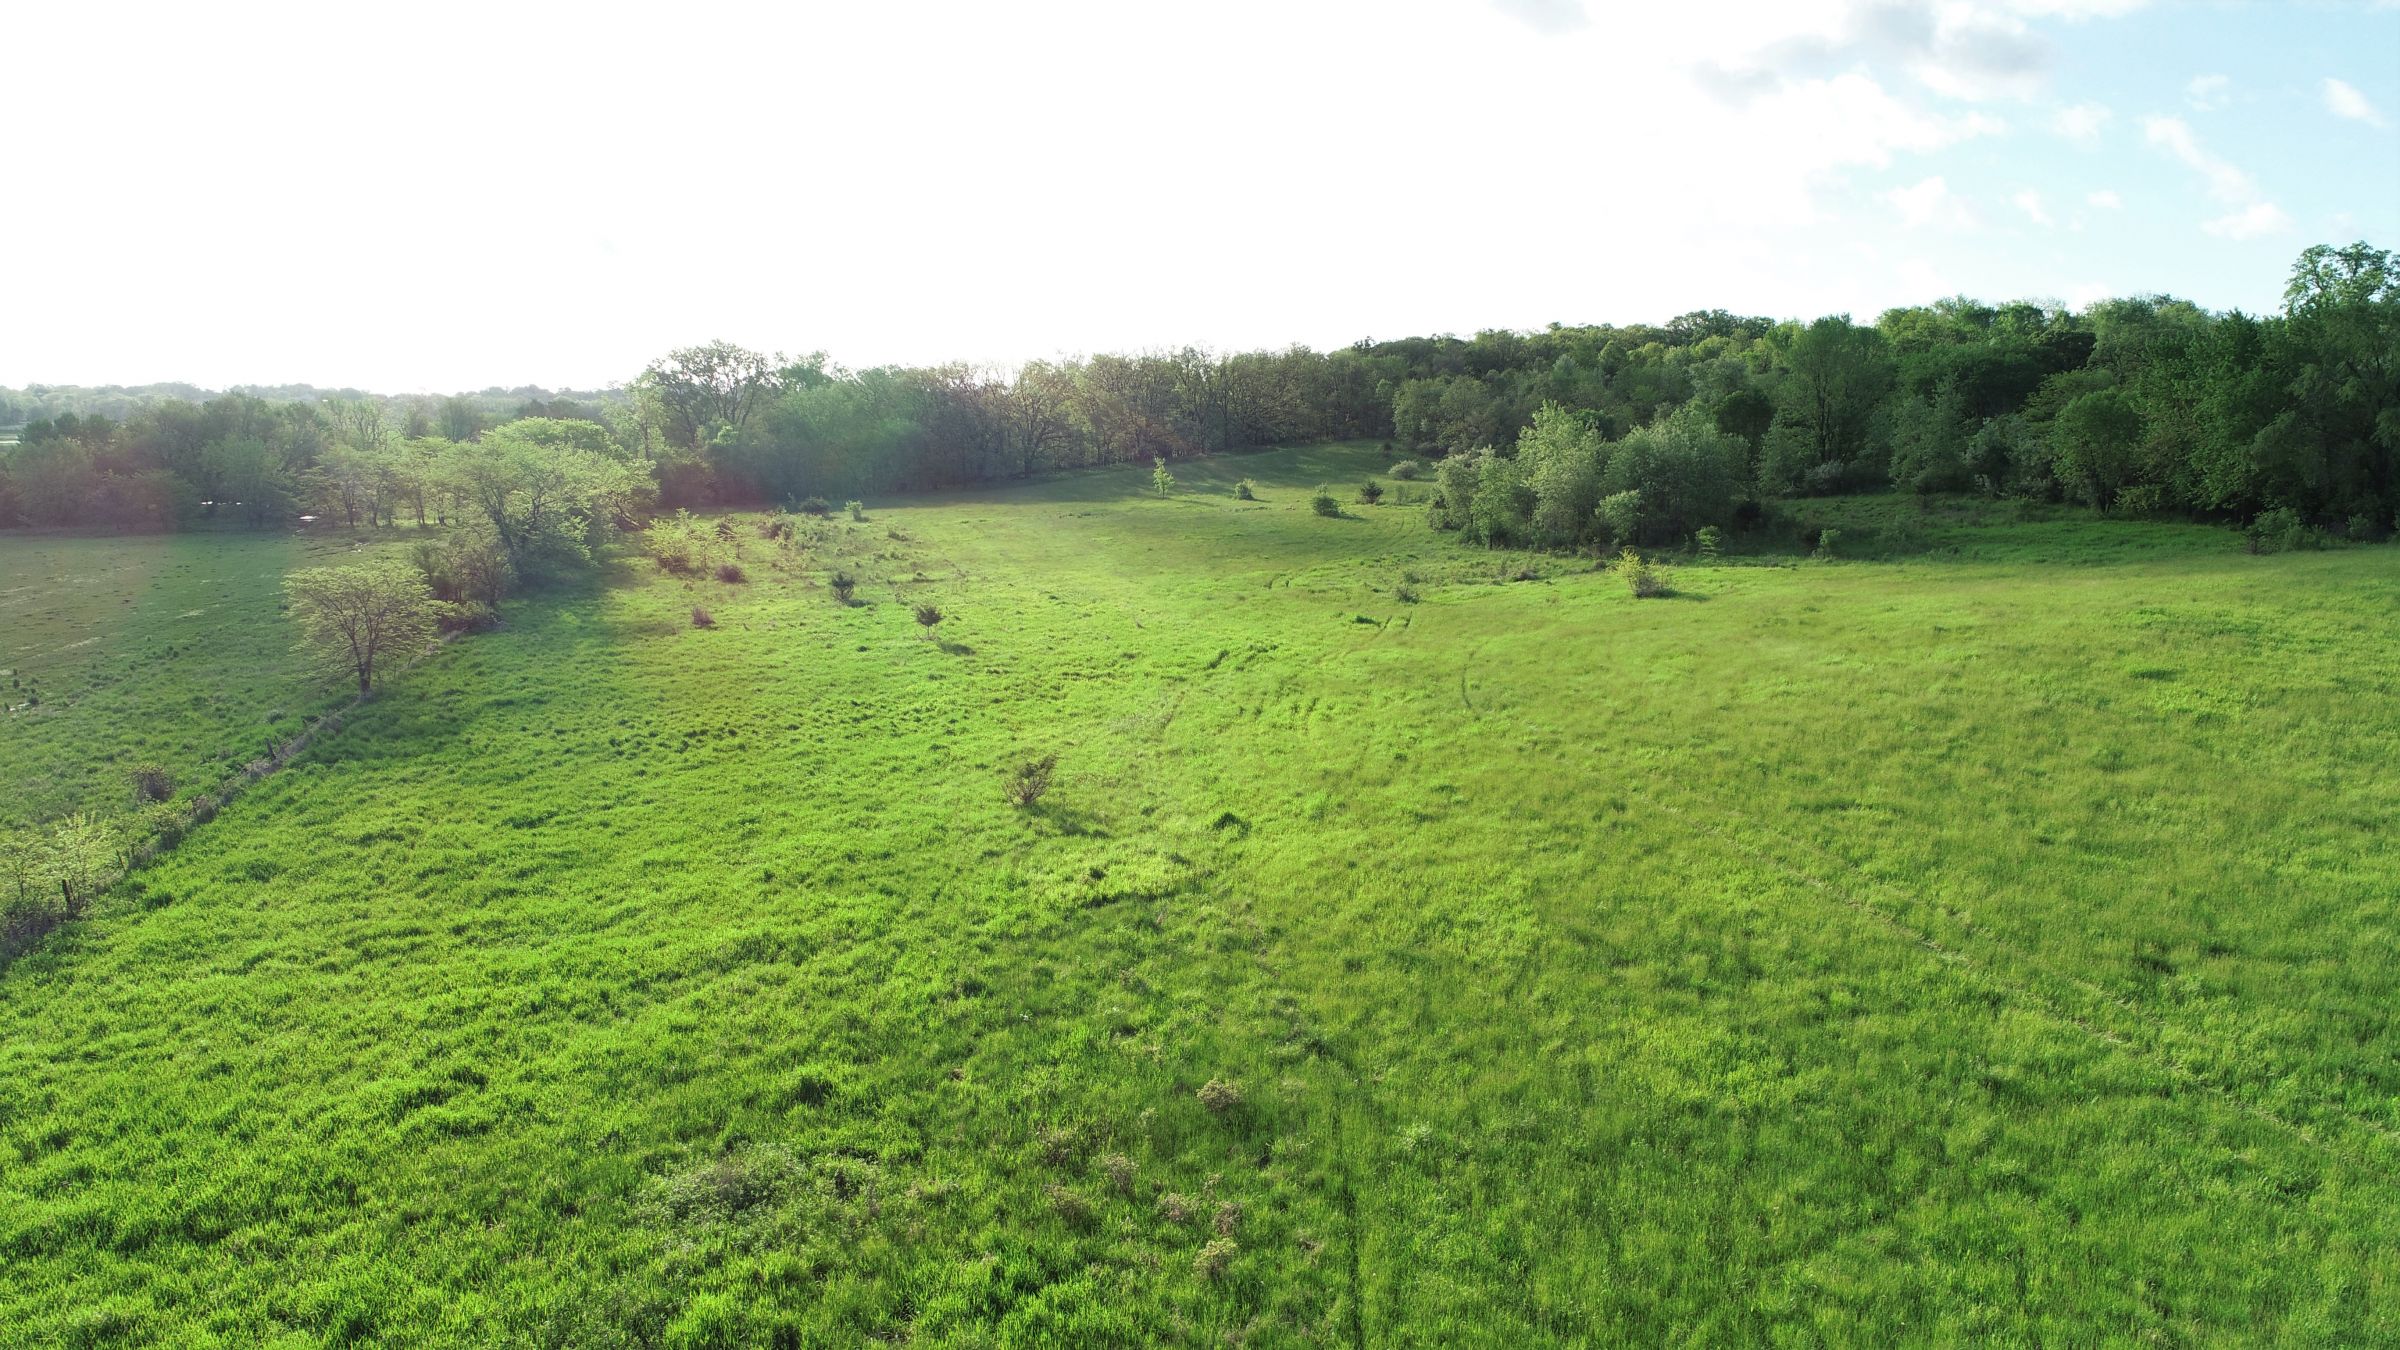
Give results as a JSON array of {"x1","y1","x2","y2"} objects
[{"x1": 2, "y1": 445, "x2": 2396, "y2": 1344}]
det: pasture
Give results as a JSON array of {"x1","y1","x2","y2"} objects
[{"x1": 2, "y1": 444, "x2": 2396, "y2": 1345}]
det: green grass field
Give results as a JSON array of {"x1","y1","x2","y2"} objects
[
  {"x1": 0, "y1": 531, "x2": 414, "y2": 829},
  {"x1": 3, "y1": 444, "x2": 2397, "y2": 1345}
]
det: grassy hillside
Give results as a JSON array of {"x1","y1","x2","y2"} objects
[
  {"x1": 0, "y1": 531, "x2": 412, "y2": 828},
  {"x1": 3, "y1": 444, "x2": 2397, "y2": 1345}
]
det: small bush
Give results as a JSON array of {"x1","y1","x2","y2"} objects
[
  {"x1": 830, "y1": 572, "x2": 857, "y2": 604},
  {"x1": 761, "y1": 513, "x2": 794, "y2": 540},
  {"x1": 713, "y1": 517, "x2": 738, "y2": 542},
  {"x1": 1152, "y1": 457, "x2": 1175, "y2": 498},
  {"x1": 1619, "y1": 547, "x2": 1670, "y2": 598},
  {"x1": 437, "y1": 601, "x2": 501, "y2": 634},
  {"x1": 1310, "y1": 487, "x2": 1340, "y2": 518},
  {"x1": 2112, "y1": 484, "x2": 2165, "y2": 518},
  {"x1": 1389, "y1": 460, "x2": 1421, "y2": 481},
  {"x1": 1813, "y1": 527, "x2": 1843, "y2": 561},
  {"x1": 2246, "y1": 506, "x2": 2317, "y2": 554},
  {"x1": 131, "y1": 763, "x2": 175, "y2": 804},
  {"x1": 1357, "y1": 480, "x2": 1385, "y2": 505},
  {"x1": 1694, "y1": 526, "x2": 1722, "y2": 562},
  {"x1": 1100, "y1": 1153, "x2": 1135, "y2": 1194},
  {"x1": 1235, "y1": 479, "x2": 1257, "y2": 501},
  {"x1": 715, "y1": 562, "x2": 747, "y2": 584},
  {"x1": 1395, "y1": 585, "x2": 1419, "y2": 604},
  {"x1": 2344, "y1": 512, "x2": 2381, "y2": 542},
  {"x1": 1005, "y1": 754, "x2": 1057, "y2": 808},
  {"x1": 1197, "y1": 1078, "x2": 1243, "y2": 1114},
  {"x1": 798, "y1": 496, "x2": 832, "y2": 517},
  {"x1": 846, "y1": 500, "x2": 866, "y2": 521},
  {"x1": 690, "y1": 606, "x2": 715, "y2": 628},
  {"x1": 913, "y1": 602, "x2": 944, "y2": 635}
]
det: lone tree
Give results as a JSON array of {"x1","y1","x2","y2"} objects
[
  {"x1": 286, "y1": 561, "x2": 438, "y2": 693},
  {"x1": 913, "y1": 602, "x2": 944, "y2": 638}
]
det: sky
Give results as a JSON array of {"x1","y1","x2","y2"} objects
[{"x1": 4, "y1": 0, "x2": 2396, "y2": 393}]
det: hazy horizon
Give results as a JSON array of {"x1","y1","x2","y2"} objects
[{"x1": 7, "y1": 0, "x2": 2394, "y2": 392}]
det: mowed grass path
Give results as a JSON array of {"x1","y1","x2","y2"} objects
[
  {"x1": 3, "y1": 446, "x2": 2397, "y2": 1345},
  {"x1": 0, "y1": 531, "x2": 415, "y2": 828}
]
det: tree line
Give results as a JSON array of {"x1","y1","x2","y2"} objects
[{"x1": 3, "y1": 241, "x2": 2393, "y2": 542}]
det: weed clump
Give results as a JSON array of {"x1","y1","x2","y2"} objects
[
  {"x1": 690, "y1": 606, "x2": 715, "y2": 628},
  {"x1": 1310, "y1": 487, "x2": 1340, "y2": 518},
  {"x1": 1235, "y1": 479, "x2": 1257, "y2": 501},
  {"x1": 1357, "y1": 480, "x2": 1385, "y2": 505},
  {"x1": 715, "y1": 562, "x2": 747, "y2": 584},
  {"x1": 1197, "y1": 1078, "x2": 1243, "y2": 1114},
  {"x1": 846, "y1": 500, "x2": 866, "y2": 522},
  {"x1": 131, "y1": 762, "x2": 175, "y2": 804},
  {"x1": 1194, "y1": 1238, "x2": 1237, "y2": 1282},
  {"x1": 1618, "y1": 547, "x2": 1670, "y2": 598},
  {"x1": 830, "y1": 572, "x2": 857, "y2": 605},
  {"x1": 1005, "y1": 754, "x2": 1057, "y2": 808}
]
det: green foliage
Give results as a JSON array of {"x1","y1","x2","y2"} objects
[
  {"x1": 1694, "y1": 525, "x2": 1722, "y2": 561},
  {"x1": 1617, "y1": 546, "x2": 1670, "y2": 598},
  {"x1": 1357, "y1": 480, "x2": 1384, "y2": 505},
  {"x1": 847, "y1": 500, "x2": 866, "y2": 521},
  {"x1": 284, "y1": 559, "x2": 439, "y2": 693},
  {"x1": 1309, "y1": 485, "x2": 1340, "y2": 517},
  {"x1": 1813, "y1": 526, "x2": 1844, "y2": 560},
  {"x1": 1388, "y1": 460, "x2": 1422, "y2": 480},
  {"x1": 1234, "y1": 479, "x2": 1257, "y2": 501},
  {"x1": 1152, "y1": 457, "x2": 1175, "y2": 498}
]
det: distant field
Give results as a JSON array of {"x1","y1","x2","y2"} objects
[
  {"x1": 3, "y1": 445, "x2": 2397, "y2": 1344},
  {"x1": 0, "y1": 530, "x2": 411, "y2": 828}
]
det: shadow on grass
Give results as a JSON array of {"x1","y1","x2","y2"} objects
[
  {"x1": 937, "y1": 640, "x2": 976, "y2": 656},
  {"x1": 1027, "y1": 803, "x2": 1111, "y2": 838}
]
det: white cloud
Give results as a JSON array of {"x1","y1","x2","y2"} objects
[
  {"x1": 2203, "y1": 202, "x2": 2295, "y2": 240},
  {"x1": 2185, "y1": 74, "x2": 2231, "y2": 112},
  {"x1": 1882, "y1": 176, "x2": 1979, "y2": 229},
  {"x1": 2006, "y1": 0, "x2": 2150, "y2": 16},
  {"x1": 2323, "y1": 77, "x2": 2389, "y2": 128},
  {"x1": 2051, "y1": 101, "x2": 2111, "y2": 144},
  {"x1": 2144, "y1": 115, "x2": 2256, "y2": 202},
  {"x1": 2086, "y1": 189, "x2": 2123, "y2": 209},
  {"x1": 2013, "y1": 189, "x2": 2055, "y2": 227},
  {"x1": 1491, "y1": 0, "x2": 1588, "y2": 35}
]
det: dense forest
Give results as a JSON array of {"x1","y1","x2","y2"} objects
[{"x1": 4, "y1": 242, "x2": 2393, "y2": 548}]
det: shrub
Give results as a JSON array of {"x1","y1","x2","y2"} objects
[
  {"x1": 761, "y1": 513, "x2": 794, "y2": 540},
  {"x1": 1694, "y1": 526, "x2": 1723, "y2": 562},
  {"x1": 715, "y1": 562, "x2": 747, "y2": 584},
  {"x1": 846, "y1": 500, "x2": 866, "y2": 521},
  {"x1": 1618, "y1": 547, "x2": 1670, "y2": 598},
  {"x1": 2345, "y1": 512, "x2": 2381, "y2": 542},
  {"x1": 1310, "y1": 486, "x2": 1340, "y2": 517},
  {"x1": 913, "y1": 602, "x2": 944, "y2": 635},
  {"x1": 2112, "y1": 484, "x2": 2166, "y2": 518},
  {"x1": 798, "y1": 496, "x2": 832, "y2": 517},
  {"x1": 713, "y1": 517, "x2": 738, "y2": 541},
  {"x1": 690, "y1": 605, "x2": 715, "y2": 628},
  {"x1": 1152, "y1": 457, "x2": 1174, "y2": 498},
  {"x1": 1235, "y1": 479, "x2": 1257, "y2": 501},
  {"x1": 1395, "y1": 585, "x2": 1419, "y2": 604},
  {"x1": 437, "y1": 602, "x2": 501, "y2": 634},
  {"x1": 830, "y1": 572, "x2": 857, "y2": 604},
  {"x1": 1100, "y1": 1154, "x2": 1135, "y2": 1194},
  {"x1": 1004, "y1": 754, "x2": 1057, "y2": 808},
  {"x1": 1197, "y1": 1078, "x2": 1243, "y2": 1114},
  {"x1": 1389, "y1": 460, "x2": 1422, "y2": 481},
  {"x1": 2246, "y1": 507, "x2": 2316, "y2": 554},
  {"x1": 1595, "y1": 490, "x2": 1641, "y2": 546},
  {"x1": 1813, "y1": 527, "x2": 1843, "y2": 560},
  {"x1": 1357, "y1": 480, "x2": 1385, "y2": 505},
  {"x1": 131, "y1": 762, "x2": 175, "y2": 804}
]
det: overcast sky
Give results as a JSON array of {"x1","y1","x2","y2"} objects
[{"x1": 5, "y1": 0, "x2": 2395, "y2": 393}]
